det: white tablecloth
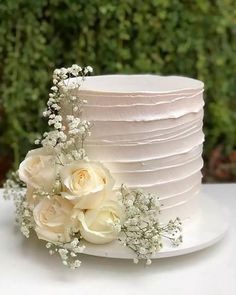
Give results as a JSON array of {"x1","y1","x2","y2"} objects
[{"x1": 0, "y1": 184, "x2": 235, "y2": 295}]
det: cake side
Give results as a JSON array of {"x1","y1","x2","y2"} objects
[{"x1": 74, "y1": 75, "x2": 205, "y2": 223}]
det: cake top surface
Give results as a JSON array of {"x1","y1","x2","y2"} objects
[{"x1": 75, "y1": 74, "x2": 204, "y2": 94}]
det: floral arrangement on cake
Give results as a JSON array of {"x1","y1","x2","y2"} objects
[{"x1": 3, "y1": 65, "x2": 182, "y2": 269}]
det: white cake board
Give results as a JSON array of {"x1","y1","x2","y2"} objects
[{"x1": 82, "y1": 193, "x2": 230, "y2": 259}]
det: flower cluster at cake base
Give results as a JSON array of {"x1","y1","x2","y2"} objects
[
  {"x1": 119, "y1": 186, "x2": 182, "y2": 265},
  {"x1": 3, "y1": 65, "x2": 183, "y2": 269}
]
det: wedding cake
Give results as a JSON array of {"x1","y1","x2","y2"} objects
[
  {"x1": 5, "y1": 66, "x2": 208, "y2": 267},
  {"x1": 77, "y1": 75, "x2": 204, "y2": 223}
]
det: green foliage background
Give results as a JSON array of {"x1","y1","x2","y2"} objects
[{"x1": 0, "y1": 0, "x2": 236, "y2": 175}]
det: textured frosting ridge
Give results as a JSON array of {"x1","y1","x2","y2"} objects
[{"x1": 74, "y1": 75, "x2": 205, "y2": 223}]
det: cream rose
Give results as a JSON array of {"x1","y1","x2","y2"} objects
[
  {"x1": 73, "y1": 198, "x2": 123, "y2": 244},
  {"x1": 33, "y1": 195, "x2": 74, "y2": 243},
  {"x1": 19, "y1": 147, "x2": 57, "y2": 192},
  {"x1": 60, "y1": 161, "x2": 115, "y2": 209}
]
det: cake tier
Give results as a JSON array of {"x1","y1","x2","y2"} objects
[{"x1": 73, "y1": 75, "x2": 204, "y2": 222}]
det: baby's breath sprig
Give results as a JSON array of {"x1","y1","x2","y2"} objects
[
  {"x1": 3, "y1": 172, "x2": 34, "y2": 237},
  {"x1": 158, "y1": 218, "x2": 183, "y2": 247},
  {"x1": 46, "y1": 237, "x2": 86, "y2": 269},
  {"x1": 35, "y1": 64, "x2": 93, "y2": 163},
  {"x1": 16, "y1": 198, "x2": 34, "y2": 238},
  {"x1": 119, "y1": 185, "x2": 182, "y2": 265},
  {"x1": 3, "y1": 171, "x2": 26, "y2": 200}
]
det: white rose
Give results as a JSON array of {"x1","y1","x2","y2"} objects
[
  {"x1": 73, "y1": 198, "x2": 123, "y2": 244},
  {"x1": 60, "y1": 161, "x2": 115, "y2": 209},
  {"x1": 33, "y1": 195, "x2": 74, "y2": 243},
  {"x1": 19, "y1": 147, "x2": 57, "y2": 192}
]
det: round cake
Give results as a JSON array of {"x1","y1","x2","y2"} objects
[{"x1": 71, "y1": 75, "x2": 204, "y2": 223}]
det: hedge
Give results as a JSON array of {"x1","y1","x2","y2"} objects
[{"x1": 0, "y1": 0, "x2": 236, "y2": 175}]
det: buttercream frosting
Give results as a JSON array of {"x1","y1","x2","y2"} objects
[{"x1": 70, "y1": 75, "x2": 205, "y2": 222}]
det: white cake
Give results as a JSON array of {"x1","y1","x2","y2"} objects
[{"x1": 71, "y1": 75, "x2": 204, "y2": 223}]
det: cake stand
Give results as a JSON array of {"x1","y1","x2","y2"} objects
[{"x1": 82, "y1": 193, "x2": 230, "y2": 259}]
